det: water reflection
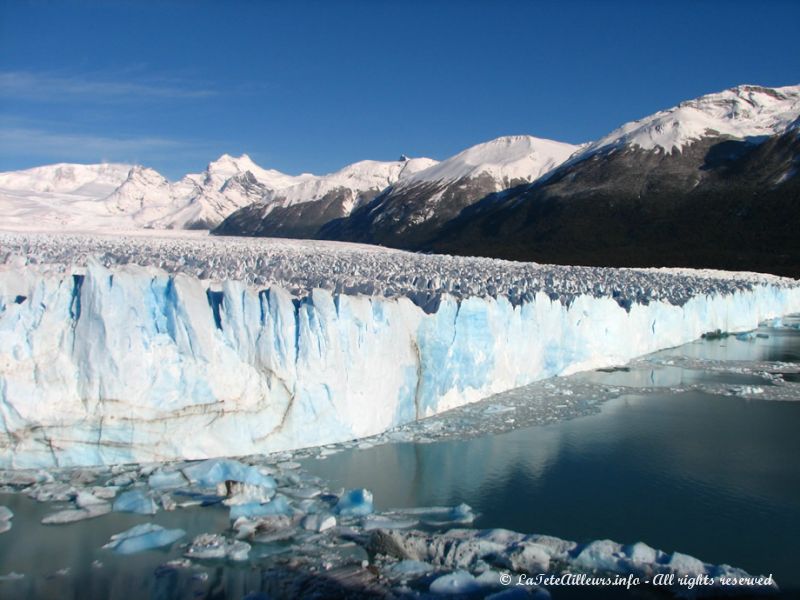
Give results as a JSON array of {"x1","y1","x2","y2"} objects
[{"x1": 305, "y1": 322, "x2": 800, "y2": 590}]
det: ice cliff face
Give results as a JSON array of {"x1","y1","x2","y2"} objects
[{"x1": 1, "y1": 233, "x2": 799, "y2": 469}]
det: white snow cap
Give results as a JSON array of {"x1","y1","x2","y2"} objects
[
  {"x1": 204, "y1": 153, "x2": 315, "y2": 190},
  {"x1": 402, "y1": 135, "x2": 580, "y2": 186},
  {"x1": 582, "y1": 84, "x2": 800, "y2": 156},
  {"x1": 266, "y1": 156, "x2": 438, "y2": 206},
  {"x1": 0, "y1": 162, "x2": 132, "y2": 195}
]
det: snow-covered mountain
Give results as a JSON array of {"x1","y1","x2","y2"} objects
[
  {"x1": 0, "y1": 163, "x2": 136, "y2": 231},
  {"x1": 428, "y1": 84, "x2": 800, "y2": 277},
  {"x1": 579, "y1": 84, "x2": 800, "y2": 158},
  {"x1": 0, "y1": 153, "x2": 437, "y2": 232},
  {"x1": 217, "y1": 135, "x2": 579, "y2": 242},
  {"x1": 214, "y1": 156, "x2": 438, "y2": 238},
  {"x1": 0, "y1": 162, "x2": 132, "y2": 195},
  {"x1": 313, "y1": 135, "x2": 580, "y2": 245},
  {"x1": 401, "y1": 135, "x2": 580, "y2": 187}
]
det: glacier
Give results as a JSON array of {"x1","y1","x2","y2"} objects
[{"x1": 1, "y1": 232, "x2": 799, "y2": 468}]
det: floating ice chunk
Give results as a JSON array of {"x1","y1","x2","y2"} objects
[
  {"x1": 666, "y1": 551, "x2": 707, "y2": 576},
  {"x1": 362, "y1": 515, "x2": 418, "y2": 531},
  {"x1": 623, "y1": 541, "x2": 659, "y2": 564},
  {"x1": 278, "y1": 461, "x2": 301, "y2": 470},
  {"x1": 283, "y1": 486, "x2": 321, "y2": 500},
  {"x1": 26, "y1": 482, "x2": 76, "y2": 502},
  {"x1": 90, "y1": 486, "x2": 118, "y2": 500},
  {"x1": 42, "y1": 503, "x2": 110, "y2": 524},
  {"x1": 301, "y1": 512, "x2": 336, "y2": 532},
  {"x1": 160, "y1": 494, "x2": 176, "y2": 511},
  {"x1": 0, "y1": 522, "x2": 9, "y2": 534},
  {"x1": 182, "y1": 459, "x2": 276, "y2": 490},
  {"x1": 335, "y1": 489, "x2": 374, "y2": 517},
  {"x1": 0, "y1": 506, "x2": 12, "y2": 521},
  {"x1": 220, "y1": 482, "x2": 275, "y2": 505},
  {"x1": 387, "y1": 503, "x2": 475, "y2": 526},
  {"x1": 148, "y1": 469, "x2": 188, "y2": 490},
  {"x1": 103, "y1": 523, "x2": 185, "y2": 554},
  {"x1": 113, "y1": 489, "x2": 158, "y2": 515},
  {"x1": 185, "y1": 534, "x2": 250, "y2": 561},
  {"x1": 735, "y1": 331, "x2": 756, "y2": 341},
  {"x1": 232, "y1": 515, "x2": 294, "y2": 541},
  {"x1": 0, "y1": 470, "x2": 51, "y2": 486},
  {"x1": 75, "y1": 491, "x2": 107, "y2": 509},
  {"x1": 429, "y1": 570, "x2": 482, "y2": 595},
  {"x1": 571, "y1": 539, "x2": 623, "y2": 572},
  {"x1": 229, "y1": 495, "x2": 292, "y2": 520},
  {"x1": 384, "y1": 559, "x2": 434, "y2": 578},
  {"x1": 506, "y1": 542, "x2": 551, "y2": 572},
  {"x1": 0, "y1": 572, "x2": 25, "y2": 581},
  {"x1": 485, "y1": 404, "x2": 516, "y2": 415}
]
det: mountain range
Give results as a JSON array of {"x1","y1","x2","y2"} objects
[{"x1": 1, "y1": 83, "x2": 798, "y2": 275}]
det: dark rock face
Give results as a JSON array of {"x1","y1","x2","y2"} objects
[
  {"x1": 427, "y1": 131, "x2": 800, "y2": 278},
  {"x1": 318, "y1": 173, "x2": 523, "y2": 247},
  {"x1": 214, "y1": 132, "x2": 800, "y2": 278},
  {"x1": 214, "y1": 187, "x2": 381, "y2": 239}
]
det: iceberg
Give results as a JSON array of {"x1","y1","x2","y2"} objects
[
  {"x1": 335, "y1": 489, "x2": 374, "y2": 517},
  {"x1": 41, "y1": 504, "x2": 110, "y2": 524},
  {"x1": 2, "y1": 232, "x2": 800, "y2": 468},
  {"x1": 181, "y1": 459, "x2": 276, "y2": 490},
  {"x1": 185, "y1": 533, "x2": 250, "y2": 561},
  {"x1": 112, "y1": 489, "x2": 158, "y2": 515},
  {"x1": 228, "y1": 495, "x2": 292, "y2": 520},
  {"x1": 103, "y1": 523, "x2": 185, "y2": 554},
  {"x1": 429, "y1": 570, "x2": 483, "y2": 595}
]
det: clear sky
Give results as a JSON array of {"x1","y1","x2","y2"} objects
[{"x1": 1, "y1": 0, "x2": 799, "y2": 179}]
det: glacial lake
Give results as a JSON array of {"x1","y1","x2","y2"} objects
[
  {"x1": 1, "y1": 316, "x2": 798, "y2": 599},
  {"x1": 303, "y1": 317, "x2": 800, "y2": 594}
]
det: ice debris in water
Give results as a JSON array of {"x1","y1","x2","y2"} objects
[
  {"x1": 0, "y1": 447, "x2": 782, "y2": 598},
  {"x1": 181, "y1": 458, "x2": 276, "y2": 490},
  {"x1": 103, "y1": 523, "x2": 185, "y2": 554},
  {"x1": 147, "y1": 469, "x2": 188, "y2": 490},
  {"x1": 301, "y1": 512, "x2": 337, "y2": 533},
  {"x1": 429, "y1": 570, "x2": 484, "y2": 595},
  {"x1": 185, "y1": 533, "x2": 250, "y2": 561},
  {"x1": 367, "y1": 528, "x2": 778, "y2": 596},
  {"x1": 228, "y1": 495, "x2": 292, "y2": 520},
  {"x1": 113, "y1": 489, "x2": 158, "y2": 515},
  {"x1": 335, "y1": 489, "x2": 374, "y2": 517},
  {"x1": 0, "y1": 505, "x2": 12, "y2": 533},
  {"x1": 38, "y1": 491, "x2": 114, "y2": 523}
]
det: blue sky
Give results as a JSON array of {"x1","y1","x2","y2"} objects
[{"x1": 1, "y1": 0, "x2": 799, "y2": 179}]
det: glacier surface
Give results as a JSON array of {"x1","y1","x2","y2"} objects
[{"x1": 1, "y1": 232, "x2": 799, "y2": 468}]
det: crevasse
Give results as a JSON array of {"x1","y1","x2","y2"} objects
[{"x1": 1, "y1": 260, "x2": 799, "y2": 469}]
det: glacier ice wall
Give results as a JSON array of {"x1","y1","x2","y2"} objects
[{"x1": 1, "y1": 260, "x2": 799, "y2": 468}]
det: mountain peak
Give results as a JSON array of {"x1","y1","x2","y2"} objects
[
  {"x1": 402, "y1": 135, "x2": 580, "y2": 186},
  {"x1": 581, "y1": 83, "x2": 800, "y2": 158}
]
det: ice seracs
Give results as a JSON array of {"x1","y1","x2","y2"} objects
[{"x1": 1, "y1": 232, "x2": 799, "y2": 469}]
